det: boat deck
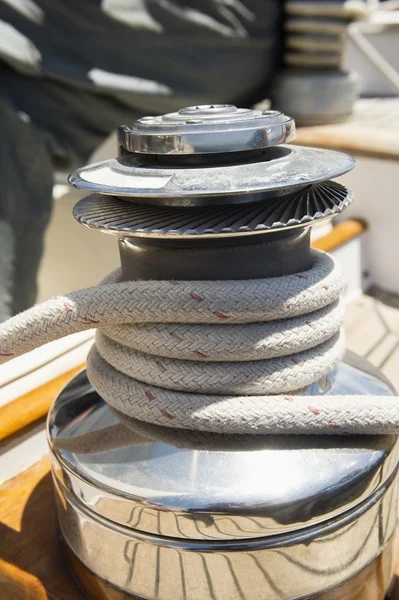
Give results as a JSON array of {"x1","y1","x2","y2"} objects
[{"x1": 346, "y1": 288, "x2": 399, "y2": 391}]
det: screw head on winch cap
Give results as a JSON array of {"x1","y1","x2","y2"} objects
[{"x1": 118, "y1": 104, "x2": 296, "y2": 155}]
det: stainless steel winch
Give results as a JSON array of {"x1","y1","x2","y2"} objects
[{"x1": 48, "y1": 104, "x2": 399, "y2": 600}]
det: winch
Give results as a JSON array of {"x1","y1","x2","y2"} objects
[
  {"x1": 272, "y1": 1, "x2": 364, "y2": 124},
  {"x1": 10, "y1": 104, "x2": 399, "y2": 598}
]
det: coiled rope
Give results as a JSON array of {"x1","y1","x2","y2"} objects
[
  {"x1": 1, "y1": 249, "x2": 398, "y2": 435},
  {"x1": 284, "y1": 0, "x2": 367, "y2": 69}
]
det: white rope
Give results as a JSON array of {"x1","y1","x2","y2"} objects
[
  {"x1": 0, "y1": 249, "x2": 398, "y2": 435},
  {"x1": 284, "y1": 0, "x2": 368, "y2": 69}
]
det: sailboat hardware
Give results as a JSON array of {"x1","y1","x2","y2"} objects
[{"x1": 0, "y1": 104, "x2": 397, "y2": 599}]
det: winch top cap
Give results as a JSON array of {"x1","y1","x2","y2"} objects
[
  {"x1": 69, "y1": 102, "x2": 354, "y2": 205},
  {"x1": 118, "y1": 104, "x2": 296, "y2": 155}
]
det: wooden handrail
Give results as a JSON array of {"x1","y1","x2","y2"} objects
[
  {"x1": 0, "y1": 364, "x2": 85, "y2": 443},
  {"x1": 312, "y1": 219, "x2": 368, "y2": 253}
]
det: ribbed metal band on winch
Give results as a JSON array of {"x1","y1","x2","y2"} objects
[{"x1": 73, "y1": 181, "x2": 352, "y2": 239}]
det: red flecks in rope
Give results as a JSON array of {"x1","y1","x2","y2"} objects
[
  {"x1": 171, "y1": 332, "x2": 183, "y2": 342},
  {"x1": 190, "y1": 292, "x2": 204, "y2": 302},
  {"x1": 214, "y1": 312, "x2": 229, "y2": 320},
  {"x1": 161, "y1": 409, "x2": 174, "y2": 420}
]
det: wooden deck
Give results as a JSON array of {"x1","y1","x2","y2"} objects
[{"x1": 345, "y1": 288, "x2": 399, "y2": 391}]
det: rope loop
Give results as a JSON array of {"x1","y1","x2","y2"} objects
[{"x1": 0, "y1": 249, "x2": 398, "y2": 435}]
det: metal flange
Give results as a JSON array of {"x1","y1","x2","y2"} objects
[{"x1": 69, "y1": 145, "x2": 355, "y2": 207}]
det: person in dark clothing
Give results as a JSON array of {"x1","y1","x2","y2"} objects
[{"x1": 0, "y1": 1, "x2": 282, "y2": 319}]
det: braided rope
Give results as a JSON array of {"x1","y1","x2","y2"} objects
[{"x1": 0, "y1": 250, "x2": 398, "y2": 435}]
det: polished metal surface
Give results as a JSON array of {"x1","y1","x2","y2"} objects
[
  {"x1": 54, "y1": 470, "x2": 398, "y2": 600},
  {"x1": 48, "y1": 358, "x2": 398, "y2": 542},
  {"x1": 68, "y1": 145, "x2": 355, "y2": 205},
  {"x1": 118, "y1": 105, "x2": 295, "y2": 155},
  {"x1": 73, "y1": 181, "x2": 352, "y2": 240}
]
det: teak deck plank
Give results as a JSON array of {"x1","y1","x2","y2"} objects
[{"x1": 0, "y1": 458, "x2": 86, "y2": 600}]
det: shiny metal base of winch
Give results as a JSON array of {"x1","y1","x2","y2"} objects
[
  {"x1": 65, "y1": 537, "x2": 398, "y2": 600},
  {"x1": 49, "y1": 354, "x2": 399, "y2": 600}
]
